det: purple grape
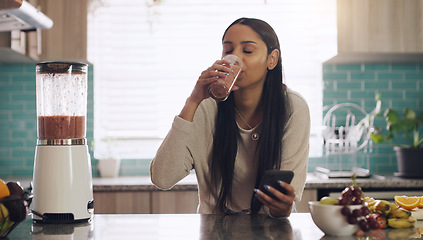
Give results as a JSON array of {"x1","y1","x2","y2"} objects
[
  {"x1": 369, "y1": 220, "x2": 380, "y2": 230},
  {"x1": 352, "y1": 197, "x2": 363, "y2": 205},
  {"x1": 341, "y1": 187, "x2": 352, "y2": 199},
  {"x1": 361, "y1": 206, "x2": 370, "y2": 216},
  {"x1": 351, "y1": 186, "x2": 362, "y2": 198},
  {"x1": 365, "y1": 215, "x2": 376, "y2": 224},
  {"x1": 341, "y1": 206, "x2": 350, "y2": 216},
  {"x1": 352, "y1": 209, "x2": 362, "y2": 218},
  {"x1": 358, "y1": 219, "x2": 370, "y2": 232},
  {"x1": 347, "y1": 215, "x2": 358, "y2": 224},
  {"x1": 338, "y1": 197, "x2": 348, "y2": 206}
]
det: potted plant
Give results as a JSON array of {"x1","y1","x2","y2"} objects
[
  {"x1": 91, "y1": 138, "x2": 121, "y2": 178},
  {"x1": 371, "y1": 107, "x2": 423, "y2": 178}
]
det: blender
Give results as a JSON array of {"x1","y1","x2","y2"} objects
[{"x1": 31, "y1": 62, "x2": 94, "y2": 223}]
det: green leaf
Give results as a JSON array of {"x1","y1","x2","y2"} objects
[
  {"x1": 403, "y1": 109, "x2": 416, "y2": 120},
  {"x1": 384, "y1": 109, "x2": 399, "y2": 125},
  {"x1": 370, "y1": 133, "x2": 385, "y2": 143},
  {"x1": 388, "y1": 122, "x2": 402, "y2": 132}
]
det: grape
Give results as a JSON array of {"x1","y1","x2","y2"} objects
[
  {"x1": 361, "y1": 206, "x2": 370, "y2": 216},
  {"x1": 351, "y1": 186, "x2": 362, "y2": 198},
  {"x1": 353, "y1": 197, "x2": 363, "y2": 205},
  {"x1": 338, "y1": 175, "x2": 374, "y2": 233},
  {"x1": 365, "y1": 215, "x2": 376, "y2": 224},
  {"x1": 358, "y1": 219, "x2": 370, "y2": 232},
  {"x1": 341, "y1": 206, "x2": 350, "y2": 216},
  {"x1": 337, "y1": 197, "x2": 348, "y2": 205},
  {"x1": 341, "y1": 187, "x2": 353, "y2": 199},
  {"x1": 369, "y1": 220, "x2": 380, "y2": 230},
  {"x1": 352, "y1": 209, "x2": 362, "y2": 218},
  {"x1": 347, "y1": 215, "x2": 358, "y2": 224}
]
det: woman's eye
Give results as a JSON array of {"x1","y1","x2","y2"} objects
[
  {"x1": 243, "y1": 48, "x2": 253, "y2": 54},
  {"x1": 224, "y1": 50, "x2": 233, "y2": 54}
]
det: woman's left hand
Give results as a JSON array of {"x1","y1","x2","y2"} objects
[{"x1": 254, "y1": 181, "x2": 296, "y2": 218}]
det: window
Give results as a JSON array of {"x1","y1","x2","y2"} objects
[{"x1": 87, "y1": 0, "x2": 337, "y2": 159}]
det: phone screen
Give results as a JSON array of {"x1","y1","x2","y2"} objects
[{"x1": 258, "y1": 170, "x2": 294, "y2": 199}]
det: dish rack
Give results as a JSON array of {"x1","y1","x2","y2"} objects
[{"x1": 316, "y1": 101, "x2": 381, "y2": 178}]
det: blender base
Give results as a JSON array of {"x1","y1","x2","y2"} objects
[{"x1": 32, "y1": 144, "x2": 94, "y2": 223}]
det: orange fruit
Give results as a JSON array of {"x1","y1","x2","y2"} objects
[
  {"x1": 419, "y1": 197, "x2": 423, "y2": 208},
  {"x1": 0, "y1": 179, "x2": 10, "y2": 199},
  {"x1": 394, "y1": 195, "x2": 420, "y2": 210}
]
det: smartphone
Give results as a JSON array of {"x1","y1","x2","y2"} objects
[{"x1": 257, "y1": 170, "x2": 294, "y2": 200}]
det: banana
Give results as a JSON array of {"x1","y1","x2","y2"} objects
[
  {"x1": 0, "y1": 203, "x2": 13, "y2": 235},
  {"x1": 388, "y1": 207, "x2": 412, "y2": 219},
  {"x1": 373, "y1": 200, "x2": 392, "y2": 215},
  {"x1": 0, "y1": 204, "x2": 8, "y2": 222},
  {"x1": 364, "y1": 196, "x2": 377, "y2": 207},
  {"x1": 387, "y1": 216, "x2": 416, "y2": 229}
]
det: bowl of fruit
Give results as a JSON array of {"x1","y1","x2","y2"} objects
[
  {"x1": 0, "y1": 179, "x2": 32, "y2": 238},
  {"x1": 309, "y1": 177, "x2": 381, "y2": 236}
]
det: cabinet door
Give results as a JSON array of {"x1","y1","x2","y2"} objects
[
  {"x1": 94, "y1": 192, "x2": 150, "y2": 214},
  {"x1": 337, "y1": 0, "x2": 423, "y2": 53},
  {"x1": 151, "y1": 191, "x2": 199, "y2": 214},
  {"x1": 38, "y1": 0, "x2": 88, "y2": 60}
]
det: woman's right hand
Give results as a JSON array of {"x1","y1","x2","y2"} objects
[
  {"x1": 179, "y1": 60, "x2": 233, "y2": 122},
  {"x1": 188, "y1": 59, "x2": 233, "y2": 104}
]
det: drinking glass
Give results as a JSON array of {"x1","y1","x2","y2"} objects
[{"x1": 208, "y1": 54, "x2": 243, "y2": 101}]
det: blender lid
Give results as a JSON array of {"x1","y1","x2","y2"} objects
[{"x1": 36, "y1": 61, "x2": 87, "y2": 74}]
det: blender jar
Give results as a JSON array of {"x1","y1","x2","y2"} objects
[{"x1": 36, "y1": 62, "x2": 88, "y2": 140}]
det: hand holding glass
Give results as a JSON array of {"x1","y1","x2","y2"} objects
[{"x1": 208, "y1": 55, "x2": 243, "y2": 101}]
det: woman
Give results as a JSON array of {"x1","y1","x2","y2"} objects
[{"x1": 150, "y1": 18, "x2": 310, "y2": 218}]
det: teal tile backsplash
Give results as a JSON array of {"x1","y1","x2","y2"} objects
[
  {"x1": 308, "y1": 61, "x2": 423, "y2": 174},
  {"x1": 1, "y1": 60, "x2": 422, "y2": 177},
  {"x1": 0, "y1": 64, "x2": 95, "y2": 177}
]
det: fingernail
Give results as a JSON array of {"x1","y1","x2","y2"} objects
[
  {"x1": 264, "y1": 185, "x2": 270, "y2": 190},
  {"x1": 225, "y1": 73, "x2": 229, "y2": 76},
  {"x1": 254, "y1": 188, "x2": 258, "y2": 193},
  {"x1": 277, "y1": 180, "x2": 284, "y2": 185},
  {"x1": 215, "y1": 76, "x2": 219, "y2": 79}
]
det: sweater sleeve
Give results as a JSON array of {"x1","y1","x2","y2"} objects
[
  {"x1": 150, "y1": 99, "x2": 216, "y2": 190},
  {"x1": 280, "y1": 90, "x2": 310, "y2": 203},
  {"x1": 150, "y1": 116, "x2": 195, "y2": 189}
]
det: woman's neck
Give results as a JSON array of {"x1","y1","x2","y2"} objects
[{"x1": 233, "y1": 88, "x2": 263, "y2": 129}]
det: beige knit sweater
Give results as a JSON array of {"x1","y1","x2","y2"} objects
[{"x1": 150, "y1": 87, "x2": 310, "y2": 215}]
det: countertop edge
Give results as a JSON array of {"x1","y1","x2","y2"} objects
[{"x1": 6, "y1": 173, "x2": 423, "y2": 193}]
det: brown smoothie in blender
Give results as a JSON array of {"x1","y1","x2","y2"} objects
[{"x1": 38, "y1": 115, "x2": 86, "y2": 139}]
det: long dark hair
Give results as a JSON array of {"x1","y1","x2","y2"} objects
[{"x1": 211, "y1": 18, "x2": 290, "y2": 213}]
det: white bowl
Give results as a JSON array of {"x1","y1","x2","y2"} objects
[{"x1": 309, "y1": 201, "x2": 361, "y2": 236}]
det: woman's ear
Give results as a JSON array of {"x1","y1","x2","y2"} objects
[{"x1": 267, "y1": 49, "x2": 279, "y2": 70}]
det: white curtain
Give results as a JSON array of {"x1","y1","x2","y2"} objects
[{"x1": 87, "y1": 0, "x2": 337, "y2": 159}]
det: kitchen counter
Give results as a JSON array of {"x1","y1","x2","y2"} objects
[
  {"x1": 90, "y1": 173, "x2": 423, "y2": 192},
  {"x1": 8, "y1": 173, "x2": 423, "y2": 193},
  {"x1": 6, "y1": 213, "x2": 423, "y2": 240},
  {"x1": 7, "y1": 173, "x2": 423, "y2": 214}
]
